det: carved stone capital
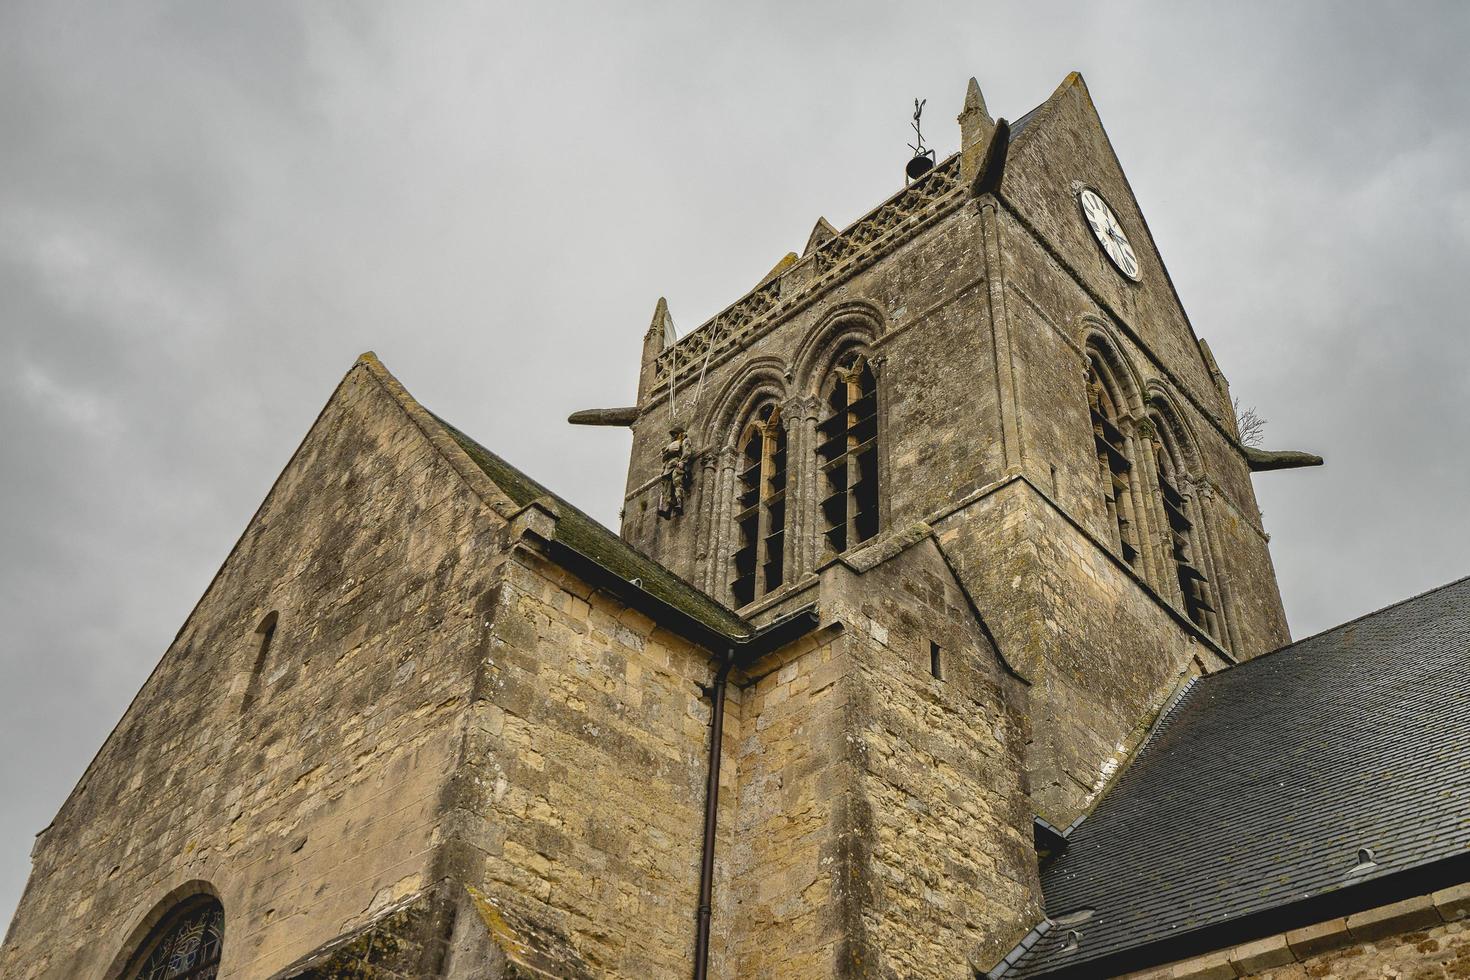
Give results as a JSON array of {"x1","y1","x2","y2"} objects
[{"x1": 783, "y1": 394, "x2": 823, "y2": 423}]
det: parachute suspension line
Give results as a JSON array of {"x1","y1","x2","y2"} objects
[
  {"x1": 692, "y1": 319, "x2": 722, "y2": 412},
  {"x1": 668, "y1": 344, "x2": 678, "y2": 421}
]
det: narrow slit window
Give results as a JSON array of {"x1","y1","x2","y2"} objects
[
  {"x1": 730, "y1": 405, "x2": 787, "y2": 607},
  {"x1": 818, "y1": 353, "x2": 879, "y2": 557},
  {"x1": 930, "y1": 641, "x2": 945, "y2": 681},
  {"x1": 241, "y1": 611, "x2": 279, "y2": 715}
]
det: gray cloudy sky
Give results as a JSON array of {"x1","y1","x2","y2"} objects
[{"x1": 3, "y1": 0, "x2": 1468, "y2": 926}]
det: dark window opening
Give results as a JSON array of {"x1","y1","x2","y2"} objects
[
  {"x1": 1087, "y1": 358, "x2": 1139, "y2": 568},
  {"x1": 818, "y1": 354, "x2": 879, "y2": 556},
  {"x1": 240, "y1": 611, "x2": 278, "y2": 715},
  {"x1": 731, "y1": 405, "x2": 787, "y2": 607},
  {"x1": 1152, "y1": 435, "x2": 1216, "y2": 635},
  {"x1": 930, "y1": 641, "x2": 945, "y2": 681},
  {"x1": 125, "y1": 895, "x2": 224, "y2": 980}
]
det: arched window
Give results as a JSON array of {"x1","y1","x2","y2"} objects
[
  {"x1": 730, "y1": 403, "x2": 787, "y2": 607},
  {"x1": 124, "y1": 896, "x2": 224, "y2": 980},
  {"x1": 1150, "y1": 413, "x2": 1218, "y2": 636},
  {"x1": 816, "y1": 352, "x2": 879, "y2": 556},
  {"x1": 1086, "y1": 353, "x2": 1142, "y2": 569}
]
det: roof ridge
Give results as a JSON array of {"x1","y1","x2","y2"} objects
[{"x1": 1222, "y1": 573, "x2": 1470, "y2": 672}]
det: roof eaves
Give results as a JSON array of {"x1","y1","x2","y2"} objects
[{"x1": 1008, "y1": 850, "x2": 1470, "y2": 979}]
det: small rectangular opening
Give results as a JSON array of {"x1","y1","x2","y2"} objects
[{"x1": 930, "y1": 641, "x2": 944, "y2": 681}]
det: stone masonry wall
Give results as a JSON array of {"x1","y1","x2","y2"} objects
[
  {"x1": 614, "y1": 78, "x2": 1293, "y2": 868},
  {"x1": 937, "y1": 479, "x2": 1229, "y2": 825},
  {"x1": 725, "y1": 537, "x2": 1040, "y2": 979},
  {"x1": 1247, "y1": 919, "x2": 1470, "y2": 980},
  {"x1": 996, "y1": 201, "x2": 1289, "y2": 661},
  {"x1": 620, "y1": 194, "x2": 997, "y2": 601},
  {"x1": 0, "y1": 360, "x2": 509, "y2": 979},
  {"x1": 827, "y1": 542, "x2": 1040, "y2": 977},
  {"x1": 442, "y1": 548, "x2": 730, "y2": 979},
  {"x1": 1124, "y1": 887, "x2": 1470, "y2": 980},
  {"x1": 725, "y1": 627, "x2": 848, "y2": 978}
]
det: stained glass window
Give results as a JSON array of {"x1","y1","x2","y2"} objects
[{"x1": 129, "y1": 897, "x2": 224, "y2": 980}]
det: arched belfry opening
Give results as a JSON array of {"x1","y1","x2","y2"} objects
[
  {"x1": 817, "y1": 351, "x2": 879, "y2": 557},
  {"x1": 1086, "y1": 346, "x2": 1143, "y2": 570},
  {"x1": 730, "y1": 402, "x2": 787, "y2": 607},
  {"x1": 1149, "y1": 405, "x2": 1219, "y2": 638}
]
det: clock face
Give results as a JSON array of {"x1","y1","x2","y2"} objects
[{"x1": 1079, "y1": 188, "x2": 1141, "y2": 282}]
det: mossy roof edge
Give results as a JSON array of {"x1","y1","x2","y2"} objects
[{"x1": 433, "y1": 415, "x2": 751, "y2": 639}]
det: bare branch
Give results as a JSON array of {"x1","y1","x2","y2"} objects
[{"x1": 1233, "y1": 397, "x2": 1267, "y2": 448}]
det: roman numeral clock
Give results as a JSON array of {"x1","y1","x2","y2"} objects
[{"x1": 1079, "y1": 187, "x2": 1141, "y2": 281}]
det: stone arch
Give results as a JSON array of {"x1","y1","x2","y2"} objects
[
  {"x1": 1145, "y1": 382, "x2": 1203, "y2": 477},
  {"x1": 703, "y1": 357, "x2": 789, "y2": 451},
  {"x1": 792, "y1": 301, "x2": 884, "y2": 397},
  {"x1": 1145, "y1": 385, "x2": 1224, "y2": 640},
  {"x1": 1082, "y1": 326, "x2": 1151, "y2": 573},
  {"x1": 1080, "y1": 320, "x2": 1146, "y2": 419},
  {"x1": 104, "y1": 880, "x2": 223, "y2": 980}
]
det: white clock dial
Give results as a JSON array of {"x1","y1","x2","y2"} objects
[{"x1": 1079, "y1": 188, "x2": 1141, "y2": 282}]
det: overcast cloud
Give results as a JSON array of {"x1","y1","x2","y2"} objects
[{"x1": 3, "y1": 0, "x2": 1468, "y2": 926}]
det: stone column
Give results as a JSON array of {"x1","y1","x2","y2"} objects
[
  {"x1": 710, "y1": 447, "x2": 740, "y2": 605},
  {"x1": 1177, "y1": 487, "x2": 1216, "y2": 637},
  {"x1": 783, "y1": 394, "x2": 821, "y2": 581},
  {"x1": 1192, "y1": 481, "x2": 1239, "y2": 652},
  {"x1": 1120, "y1": 419, "x2": 1163, "y2": 590},
  {"x1": 695, "y1": 450, "x2": 720, "y2": 594},
  {"x1": 980, "y1": 202, "x2": 1024, "y2": 474},
  {"x1": 1135, "y1": 424, "x2": 1183, "y2": 606}
]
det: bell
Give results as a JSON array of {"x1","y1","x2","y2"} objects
[{"x1": 905, "y1": 154, "x2": 934, "y2": 181}]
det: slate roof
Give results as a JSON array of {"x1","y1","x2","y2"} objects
[
  {"x1": 1002, "y1": 575, "x2": 1470, "y2": 978},
  {"x1": 433, "y1": 417, "x2": 752, "y2": 641}
]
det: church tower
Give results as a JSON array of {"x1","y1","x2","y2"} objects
[
  {"x1": 593, "y1": 73, "x2": 1314, "y2": 825},
  {"x1": 6, "y1": 71, "x2": 1337, "y2": 980}
]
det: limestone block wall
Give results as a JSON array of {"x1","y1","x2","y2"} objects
[
  {"x1": 999, "y1": 73, "x2": 1221, "y2": 411},
  {"x1": 725, "y1": 628, "x2": 847, "y2": 978},
  {"x1": 1243, "y1": 918, "x2": 1470, "y2": 980},
  {"x1": 1122, "y1": 887, "x2": 1470, "y2": 980},
  {"x1": 996, "y1": 201, "x2": 1289, "y2": 661},
  {"x1": 619, "y1": 195, "x2": 998, "y2": 599},
  {"x1": 825, "y1": 543, "x2": 1039, "y2": 977},
  {"x1": 725, "y1": 540, "x2": 1038, "y2": 979},
  {"x1": 444, "y1": 550, "x2": 730, "y2": 979},
  {"x1": 937, "y1": 479, "x2": 1230, "y2": 825},
  {"x1": 0, "y1": 362, "x2": 509, "y2": 979}
]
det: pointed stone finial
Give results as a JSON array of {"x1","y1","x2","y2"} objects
[
  {"x1": 645, "y1": 297, "x2": 677, "y2": 350},
  {"x1": 963, "y1": 77, "x2": 989, "y2": 119},
  {"x1": 959, "y1": 77, "x2": 995, "y2": 146},
  {"x1": 958, "y1": 77, "x2": 997, "y2": 182},
  {"x1": 639, "y1": 297, "x2": 677, "y2": 402},
  {"x1": 804, "y1": 217, "x2": 838, "y2": 256}
]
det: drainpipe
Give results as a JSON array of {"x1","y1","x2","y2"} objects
[
  {"x1": 524, "y1": 533, "x2": 820, "y2": 978},
  {"x1": 693, "y1": 649, "x2": 734, "y2": 980},
  {"x1": 690, "y1": 606, "x2": 820, "y2": 980}
]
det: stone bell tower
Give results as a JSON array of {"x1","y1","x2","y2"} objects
[{"x1": 573, "y1": 72, "x2": 1318, "y2": 828}]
